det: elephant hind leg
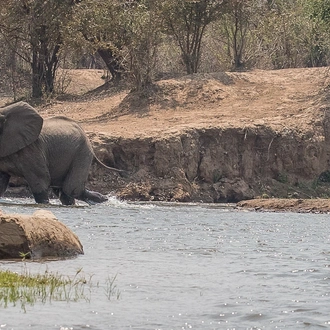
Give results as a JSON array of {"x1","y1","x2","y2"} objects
[
  {"x1": 61, "y1": 155, "x2": 108, "y2": 205},
  {"x1": 60, "y1": 191, "x2": 76, "y2": 206},
  {"x1": 81, "y1": 189, "x2": 108, "y2": 205},
  {"x1": 63, "y1": 187, "x2": 108, "y2": 205}
]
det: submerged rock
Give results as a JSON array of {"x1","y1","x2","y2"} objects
[{"x1": 0, "y1": 210, "x2": 83, "y2": 259}]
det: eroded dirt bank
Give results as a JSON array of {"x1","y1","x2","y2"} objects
[
  {"x1": 88, "y1": 117, "x2": 330, "y2": 202},
  {"x1": 4, "y1": 67, "x2": 330, "y2": 204}
]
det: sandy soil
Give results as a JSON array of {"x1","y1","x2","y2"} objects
[{"x1": 36, "y1": 67, "x2": 329, "y2": 138}]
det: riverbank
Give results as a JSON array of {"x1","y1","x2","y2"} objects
[
  {"x1": 237, "y1": 198, "x2": 330, "y2": 213},
  {"x1": 2, "y1": 67, "x2": 330, "y2": 205}
]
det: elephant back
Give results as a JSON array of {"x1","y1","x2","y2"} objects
[{"x1": 42, "y1": 116, "x2": 93, "y2": 153}]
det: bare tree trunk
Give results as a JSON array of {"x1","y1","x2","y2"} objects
[
  {"x1": 97, "y1": 48, "x2": 123, "y2": 82},
  {"x1": 10, "y1": 44, "x2": 18, "y2": 100},
  {"x1": 31, "y1": 46, "x2": 43, "y2": 98}
]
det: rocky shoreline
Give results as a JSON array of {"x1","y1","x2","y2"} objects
[{"x1": 237, "y1": 198, "x2": 330, "y2": 213}]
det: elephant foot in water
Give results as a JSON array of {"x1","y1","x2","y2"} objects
[
  {"x1": 33, "y1": 192, "x2": 50, "y2": 204},
  {"x1": 81, "y1": 189, "x2": 108, "y2": 205},
  {"x1": 53, "y1": 188, "x2": 107, "y2": 205},
  {"x1": 33, "y1": 188, "x2": 107, "y2": 205}
]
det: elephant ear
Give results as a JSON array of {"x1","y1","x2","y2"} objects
[{"x1": 0, "y1": 102, "x2": 43, "y2": 157}]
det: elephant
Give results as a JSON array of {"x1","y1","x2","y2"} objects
[{"x1": 0, "y1": 101, "x2": 122, "y2": 205}]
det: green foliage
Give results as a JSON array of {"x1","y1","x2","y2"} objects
[
  {"x1": 261, "y1": 193, "x2": 270, "y2": 199},
  {"x1": 0, "y1": 268, "x2": 121, "y2": 311},
  {"x1": 216, "y1": 0, "x2": 258, "y2": 70},
  {"x1": 123, "y1": 0, "x2": 163, "y2": 89},
  {"x1": 318, "y1": 170, "x2": 330, "y2": 182},
  {"x1": 277, "y1": 172, "x2": 288, "y2": 183},
  {"x1": 160, "y1": 0, "x2": 225, "y2": 74},
  {"x1": 2, "y1": 0, "x2": 330, "y2": 98},
  {"x1": 254, "y1": 0, "x2": 330, "y2": 68},
  {"x1": 74, "y1": 0, "x2": 163, "y2": 89},
  {"x1": 309, "y1": 0, "x2": 330, "y2": 22},
  {"x1": 0, "y1": 268, "x2": 90, "y2": 311},
  {"x1": 0, "y1": 0, "x2": 76, "y2": 98}
]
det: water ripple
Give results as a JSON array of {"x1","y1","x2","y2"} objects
[{"x1": 0, "y1": 200, "x2": 330, "y2": 329}]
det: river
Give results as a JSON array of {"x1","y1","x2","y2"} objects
[{"x1": 0, "y1": 197, "x2": 330, "y2": 329}]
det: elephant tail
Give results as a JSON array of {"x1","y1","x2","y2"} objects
[{"x1": 93, "y1": 155, "x2": 125, "y2": 173}]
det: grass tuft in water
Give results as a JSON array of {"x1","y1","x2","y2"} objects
[
  {"x1": 0, "y1": 268, "x2": 91, "y2": 311},
  {"x1": 105, "y1": 274, "x2": 121, "y2": 300}
]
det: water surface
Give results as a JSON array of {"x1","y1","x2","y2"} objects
[{"x1": 0, "y1": 198, "x2": 330, "y2": 329}]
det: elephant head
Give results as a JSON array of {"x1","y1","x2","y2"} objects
[{"x1": 0, "y1": 102, "x2": 43, "y2": 157}]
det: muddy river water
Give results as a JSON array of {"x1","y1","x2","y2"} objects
[{"x1": 1, "y1": 198, "x2": 330, "y2": 329}]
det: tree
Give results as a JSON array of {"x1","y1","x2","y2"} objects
[
  {"x1": 74, "y1": 0, "x2": 126, "y2": 82},
  {"x1": 253, "y1": 0, "x2": 330, "y2": 69},
  {"x1": 124, "y1": 0, "x2": 163, "y2": 89},
  {"x1": 219, "y1": 0, "x2": 257, "y2": 70},
  {"x1": 0, "y1": 0, "x2": 76, "y2": 98},
  {"x1": 304, "y1": 0, "x2": 330, "y2": 66},
  {"x1": 75, "y1": 0, "x2": 162, "y2": 89},
  {"x1": 161, "y1": 0, "x2": 226, "y2": 74}
]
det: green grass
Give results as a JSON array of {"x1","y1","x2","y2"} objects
[
  {"x1": 105, "y1": 274, "x2": 121, "y2": 300},
  {"x1": 0, "y1": 268, "x2": 91, "y2": 311}
]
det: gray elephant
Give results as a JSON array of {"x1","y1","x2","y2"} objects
[{"x1": 0, "y1": 101, "x2": 121, "y2": 205}]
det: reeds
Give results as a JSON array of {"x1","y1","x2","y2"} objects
[
  {"x1": 0, "y1": 268, "x2": 91, "y2": 311},
  {"x1": 104, "y1": 274, "x2": 121, "y2": 300}
]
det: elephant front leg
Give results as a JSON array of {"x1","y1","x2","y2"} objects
[
  {"x1": 32, "y1": 191, "x2": 50, "y2": 204},
  {"x1": 19, "y1": 153, "x2": 51, "y2": 204},
  {"x1": 25, "y1": 172, "x2": 50, "y2": 204},
  {"x1": 0, "y1": 172, "x2": 10, "y2": 197}
]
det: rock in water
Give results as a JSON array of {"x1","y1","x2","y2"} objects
[{"x1": 0, "y1": 210, "x2": 83, "y2": 259}]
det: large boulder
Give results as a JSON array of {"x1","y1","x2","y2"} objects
[{"x1": 0, "y1": 209, "x2": 83, "y2": 259}]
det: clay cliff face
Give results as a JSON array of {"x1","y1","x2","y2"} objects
[{"x1": 89, "y1": 112, "x2": 330, "y2": 202}]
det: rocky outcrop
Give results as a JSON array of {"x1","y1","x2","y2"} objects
[
  {"x1": 89, "y1": 112, "x2": 330, "y2": 202},
  {"x1": 0, "y1": 210, "x2": 83, "y2": 259}
]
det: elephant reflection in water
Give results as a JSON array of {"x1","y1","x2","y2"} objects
[{"x1": 0, "y1": 102, "x2": 122, "y2": 205}]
